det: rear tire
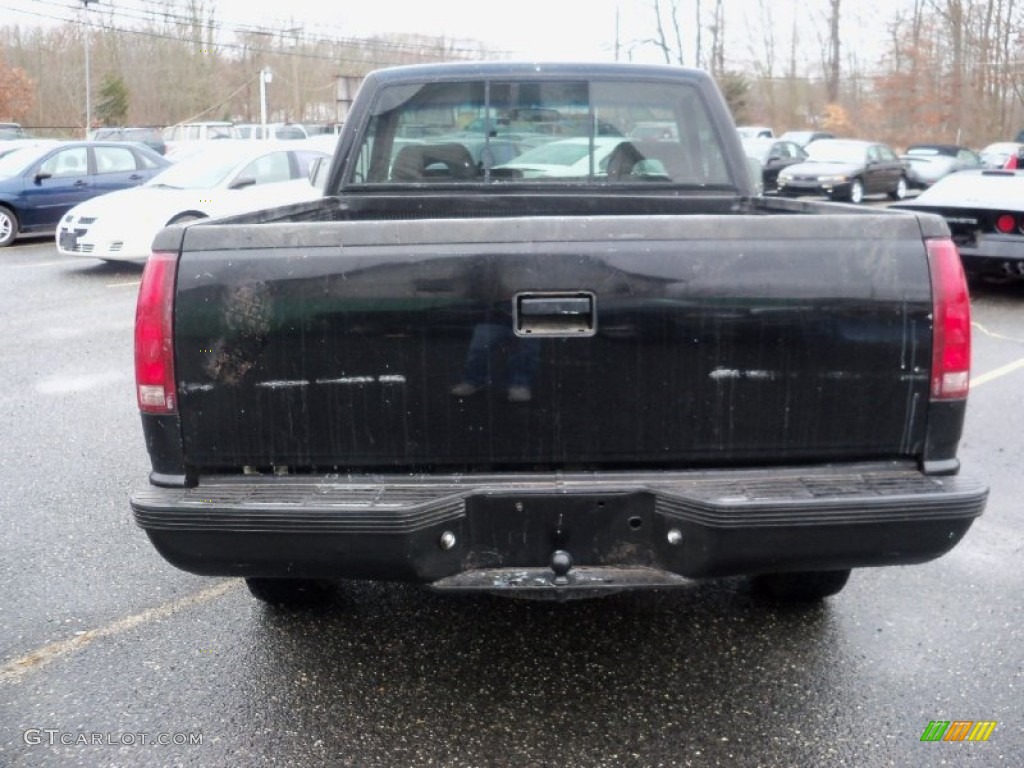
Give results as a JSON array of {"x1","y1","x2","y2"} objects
[
  {"x1": 888, "y1": 176, "x2": 908, "y2": 200},
  {"x1": 245, "y1": 577, "x2": 335, "y2": 607},
  {"x1": 0, "y1": 206, "x2": 19, "y2": 247},
  {"x1": 748, "y1": 569, "x2": 852, "y2": 601}
]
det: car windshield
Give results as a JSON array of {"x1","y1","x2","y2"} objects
[
  {"x1": 147, "y1": 147, "x2": 256, "y2": 188},
  {"x1": 805, "y1": 142, "x2": 865, "y2": 163}
]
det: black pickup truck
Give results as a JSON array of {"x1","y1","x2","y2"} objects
[{"x1": 131, "y1": 62, "x2": 987, "y2": 605}]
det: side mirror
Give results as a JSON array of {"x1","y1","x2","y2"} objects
[
  {"x1": 34, "y1": 171, "x2": 53, "y2": 184},
  {"x1": 229, "y1": 176, "x2": 257, "y2": 190}
]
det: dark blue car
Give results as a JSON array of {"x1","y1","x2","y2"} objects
[{"x1": 0, "y1": 140, "x2": 170, "y2": 246}]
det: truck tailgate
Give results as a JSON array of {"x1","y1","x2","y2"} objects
[{"x1": 172, "y1": 213, "x2": 933, "y2": 471}]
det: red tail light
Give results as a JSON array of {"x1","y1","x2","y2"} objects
[
  {"x1": 135, "y1": 251, "x2": 178, "y2": 414},
  {"x1": 995, "y1": 214, "x2": 1016, "y2": 234},
  {"x1": 927, "y1": 238, "x2": 971, "y2": 400}
]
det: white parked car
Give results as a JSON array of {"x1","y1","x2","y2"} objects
[
  {"x1": 161, "y1": 121, "x2": 235, "y2": 159},
  {"x1": 232, "y1": 122, "x2": 309, "y2": 140},
  {"x1": 736, "y1": 125, "x2": 774, "y2": 139},
  {"x1": 492, "y1": 136, "x2": 628, "y2": 179},
  {"x1": 978, "y1": 141, "x2": 1024, "y2": 168},
  {"x1": 56, "y1": 140, "x2": 330, "y2": 262}
]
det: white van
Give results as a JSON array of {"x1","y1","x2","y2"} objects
[
  {"x1": 232, "y1": 123, "x2": 309, "y2": 140},
  {"x1": 736, "y1": 125, "x2": 774, "y2": 139},
  {"x1": 161, "y1": 121, "x2": 235, "y2": 159}
]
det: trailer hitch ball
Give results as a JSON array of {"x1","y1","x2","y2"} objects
[
  {"x1": 439, "y1": 531, "x2": 457, "y2": 550},
  {"x1": 667, "y1": 528, "x2": 684, "y2": 546},
  {"x1": 551, "y1": 550, "x2": 573, "y2": 585}
]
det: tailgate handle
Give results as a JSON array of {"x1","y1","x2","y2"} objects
[{"x1": 515, "y1": 292, "x2": 596, "y2": 337}]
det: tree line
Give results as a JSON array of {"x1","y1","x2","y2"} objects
[
  {"x1": 645, "y1": 0, "x2": 1024, "y2": 146},
  {"x1": 2, "y1": 0, "x2": 1023, "y2": 148},
  {"x1": 0, "y1": 2, "x2": 491, "y2": 136}
]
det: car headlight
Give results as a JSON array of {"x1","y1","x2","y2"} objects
[{"x1": 778, "y1": 171, "x2": 792, "y2": 181}]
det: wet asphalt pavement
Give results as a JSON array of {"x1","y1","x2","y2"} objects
[{"x1": 0, "y1": 238, "x2": 1021, "y2": 767}]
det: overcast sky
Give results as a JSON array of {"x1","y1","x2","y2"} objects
[{"x1": 5, "y1": 0, "x2": 891, "y2": 72}]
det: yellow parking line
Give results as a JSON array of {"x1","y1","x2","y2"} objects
[
  {"x1": 972, "y1": 357, "x2": 1024, "y2": 389},
  {"x1": 0, "y1": 580, "x2": 241, "y2": 684}
]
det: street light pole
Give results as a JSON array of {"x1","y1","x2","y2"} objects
[
  {"x1": 82, "y1": 0, "x2": 97, "y2": 137},
  {"x1": 259, "y1": 67, "x2": 273, "y2": 139}
]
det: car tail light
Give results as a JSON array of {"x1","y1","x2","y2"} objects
[
  {"x1": 927, "y1": 237, "x2": 971, "y2": 400},
  {"x1": 135, "y1": 251, "x2": 179, "y2": 414},
  {"x1": 994, "y1": 213, "x2": 1016, "y2": 234}
]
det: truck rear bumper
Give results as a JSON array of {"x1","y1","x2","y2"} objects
[{"x1": 131, "y1": 463, "x2": 987, "y2": 590}]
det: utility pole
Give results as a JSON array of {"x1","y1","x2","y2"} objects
[
  {"x1": 614, "y1": 5, "x2": 620, "y2": 62},
  {"x1": 260, "y1": 67, "x2": 273, "y2": 138},
  {"x1": 282, "y1": 25, "x2": 302, "y2": 124},
  {"x1": 82, "y1": 0, "x2": 97, "y2": 136}
]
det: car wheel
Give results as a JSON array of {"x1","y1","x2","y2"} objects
[
  {"x1": 888, "y1": 176, "x2": 908, "y2": 200},
  {"x1": 0, "y1": 206, "x2": 19, "y2": 247},
  {"x1": 245, "y1": 577, "x2": 335, "y2": 607},
  {"x1": 847, "y1": 179, "x2": 865, "y2": 204},
  {"x1": 748, "y1": 569, "x2": 851, "y2": 601}
]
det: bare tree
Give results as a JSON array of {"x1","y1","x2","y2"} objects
[
  {"x1": 708, "y1": 0, "x2": 725, "y2": 76},
  {"x1": 695, "y1": 0, "x2": 703, "y2": 68},
  {"x1": 743, "y1": 0, "x2": 777, "y2": 125},
  {"x1": 826, "y1": 0, "x2": 841, "y2": 102},
  {"x1": 0, "y1": 56, "x2": 35, "y2": 123},
  {"x1": 646, "y1": 0, "x2": 683, "y2": 65}
]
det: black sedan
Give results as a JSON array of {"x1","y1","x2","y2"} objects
[
  {"x1": 741, "y1": 137, "x2": 807, "y2": 193},
  {"x1": 776, "y1": 139, "x2": 908, "y2": 203},
  {"x1": 892, "y1": 168, "x2": 1024, "y2": 281},
  {"x1": 0, "y1": 140, "x2": 169, "y2": 246}
]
